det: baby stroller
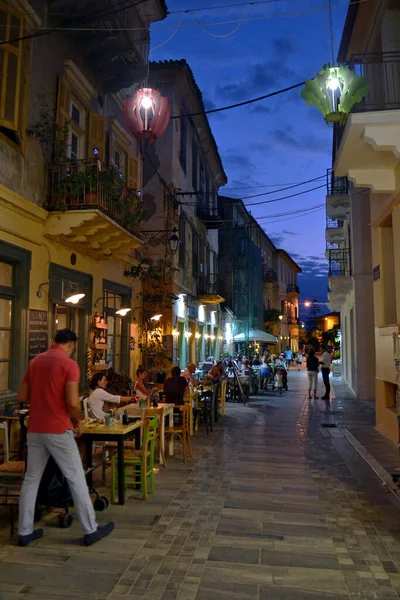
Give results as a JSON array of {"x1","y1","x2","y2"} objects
[{"x1": 35, "y1": 456, "x2": 109, "y2": 528}]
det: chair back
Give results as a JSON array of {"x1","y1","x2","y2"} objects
[
  {"x1": 0, "y1": 422, "x2": 9, "y2": 463},
  {"x1": 142, "y1": 416, "x2": 159, "y2": 462},
  {"x1": 175, "y1": 404, "x2": 190, "y2": 433},
  {"x1": 80, "y1": 396, "x2": 89, "y2": 420},
  {"x1": 218, "y1": 379, "x2": 227, "y2": 400},
  {"x1": 159, "y1": 391, "x2": 184, "y2": 405}
]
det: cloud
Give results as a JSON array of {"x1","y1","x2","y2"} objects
[
  {"x1": 282, "y1": 230, "x2": 298, "y2": 236},
  {"x1": 268, "y1": 233, "x2": 285, "y2": 246},
  {"x1": 215, "y1": 37, "x2": 296, "y2": 102},
  {"x1": 203, "y1": 96, "x2": 225, "y2": 120},
  {"x1": 223, "y1": 150, "x2": 255, "y2": 170},
  {"x1": 266, "y1": 127, "x2": 331, "y2": 157},
  {"x1": 249, "y1": 104, "x2": 272, "y2": 115}
]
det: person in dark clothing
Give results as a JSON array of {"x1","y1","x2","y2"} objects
[
  {"x1": 163, "y1": 366, "x2": 188, "y2": 404},
  {"x1": 306, "y1": 348, "x2": 319, "y2": 400}
]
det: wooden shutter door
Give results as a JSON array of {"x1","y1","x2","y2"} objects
[
  {"x1": 127, "y1": 154, "x2": 139, "y2": 189},
  {"x1": 56, "y1": 76, "x2": 71, "y2": 126},
  {"x1": 88, "y1": 111, "x2": 105, "y2": 161},
  {"x1": 0, "y1": 7, "x2": 23, "y2": 131}
]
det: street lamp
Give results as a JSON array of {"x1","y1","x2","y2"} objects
[
  {"x1": 124, "y1": 88, "x2": 171, "y2": 144},
  {"x1": 141, "y1": 227, "x2": 180, "y2": 255}
]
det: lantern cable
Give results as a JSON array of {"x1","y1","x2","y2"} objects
[
  {"x1": 190, "y1": 4, "x2": 252, "y2": 38},
  {"x1": 149, "y1": 13, "x2": 185, "y2": 55}
]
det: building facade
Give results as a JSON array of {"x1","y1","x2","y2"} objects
[
  {"x1": 141, "y1": 60, "x2": 229, "y2": 369},
  {"x1": 333, "y1": 0, "x2": 399, "y2": 441},
  {"x1": 0, "y1": 0, "x2": 167, "y2": 398}
]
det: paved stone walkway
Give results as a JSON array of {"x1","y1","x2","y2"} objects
[{"x1": 1, "y1": 370, "x2": 400, "y2": 600}]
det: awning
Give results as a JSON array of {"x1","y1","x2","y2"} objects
[{"x1": 233, "y1": 329, "x2": 278, "y2": 344}]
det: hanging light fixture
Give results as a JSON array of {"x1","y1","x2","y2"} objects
[
  {"x1": 124, "y1": 88, "x2": 171, "y2": 144},
  {"x1": 195, "y1": 331, "x2": 201, "y2": 340},
  {"x1": 65, "y1": 293, "x2": 85, "y2": 304},
  {"x1": 172, "y1": 328, "x2": 179, "y2": 338},
  {"x1": 116, "y1": 308, "x2": 131, "y2": 316},
  {"x1": 185, "y1": 329, "x2": 193, "y2": 339}
]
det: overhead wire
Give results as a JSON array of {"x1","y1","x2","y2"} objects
[{"x1": 190, "y1": 4, "x2": 252, "y2": 38}]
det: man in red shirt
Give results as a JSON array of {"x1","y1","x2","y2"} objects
[{"x1": 17, "y1": 329, "x2": 114, "y2": 547}]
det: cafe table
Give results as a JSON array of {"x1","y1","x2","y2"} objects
[
  {"x1": 80, "y1": 419, "x2": 142, "y2": 506},
  {"x1": 117, "y1": 403, "x2": 174, "y2": 461}
]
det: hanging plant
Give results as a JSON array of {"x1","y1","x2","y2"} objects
[{"x1": 301, "y1": 64, "x2": 369, "y2": 125}]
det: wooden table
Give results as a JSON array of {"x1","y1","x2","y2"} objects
[
  {"x1": 80, "y1": 420, "x2": 142, "y2": 505},
  {"x1": 117, "y1": 403, "x2": 174, "y2": 461}
]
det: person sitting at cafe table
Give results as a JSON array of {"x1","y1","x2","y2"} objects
[
  {"x1": 163, "y1": 366, "x2": 188, "y2": 404},
  {"x1": 205, "y1": 363, "x2": 221, "y2": 384},
  {"x1": 134, "y1": 366, "x2": 162, "y2": 403},
  {"x1": 182, "y1": 362, "x2": 198, "y2": 386},
  {"x1": 88, "y1": 373, "x2": 134, "y2": 420}
]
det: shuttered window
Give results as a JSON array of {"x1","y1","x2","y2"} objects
[
  {"x1": 0, "y1": 4, "x2": 29, "y2": 147},
  {"x1": 88, "y1": 110, "x2": 105, "y2": 161},
  {"x1": 127, "y1": 154, "x2": 139, "y2": 189}
]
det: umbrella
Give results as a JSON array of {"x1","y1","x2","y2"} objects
[{"x1": 233, "y1": 329, "x2": 278, "y2": 344}]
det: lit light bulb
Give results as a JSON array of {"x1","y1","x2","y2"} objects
[
  {"x1": 195, "y1": 332, "x2": 201, "y2": 339},
  {"x1": 172, "y1": 328, "x2": 179, "y2": 337},
  {"x1": 327, "y1": 77, "x2": 340, "y2": 91},
  {"x1": 141, "y1": 96, "x2": 152, "y2": 109},
  {"x1": 65, "y1": 293, "x2": 85, "y2": 304}
]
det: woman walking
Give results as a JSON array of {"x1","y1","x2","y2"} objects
[
  {"x1": 306, "y1": 348, "x2": 319, "y2": 400},
  {"x1": 296, "y1": 351, "x2": 303, "y2": 371}
]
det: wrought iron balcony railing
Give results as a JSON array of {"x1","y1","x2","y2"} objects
[
  {"x1": 326, "y1": 168, "x2": 349, "y2": 195},
  {"x1": 197, "y1": 274, "x2": 220, "y2": 296},
  {"x1": 263, "y1": 267, "x2": 278, "y2": 283},
  {"x1": 287, "y1": 284, "x2": 300, "y2": 294},
  {"x1": 350, "y1": 52, "x2": 400, "y2": 112},
  {"x1": 47, "y1": 159, "x2": 142, "y2": 237},
  {"x1": 326, "y1": 217, "x2": 344, "y2": 229},
  {"x1": 196, "y1": 196, "x2": 222, "y2": 228},
  {"x1": 328, "y1": 248, "x2": 352, "y2": 277}
]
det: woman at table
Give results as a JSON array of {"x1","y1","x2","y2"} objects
[{"x1": 88, "y1": 373, "x2": 133, "y2": 421}]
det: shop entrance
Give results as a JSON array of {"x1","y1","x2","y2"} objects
[{"x1": 52, "y1": 303, "x2": 84, "y2": 366}]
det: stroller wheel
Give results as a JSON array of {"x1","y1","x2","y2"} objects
[
  {"x1": 59, "y1": 512, "x2": 73, "y2": 528},
  {"x1": 94, "y1": 496, "x2": 108, "y2": 511}
]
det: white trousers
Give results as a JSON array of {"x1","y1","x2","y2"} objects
[
  {"x1": 18, "y1": 430, "x2": 98, "y2": 536},
  {"x1": 307, "y1": 371, "x2": 318, "y2": 390}
]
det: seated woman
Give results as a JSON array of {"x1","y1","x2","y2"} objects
[
  {"x1": 134, "y1": 367, "x2": 160, "y2": 404},
  {"x1": 163, "y1": 366, "x2": 188, "y2": 404},
  {"x1": 88, "y1": 373, "x2": 133, "y2": 420}
]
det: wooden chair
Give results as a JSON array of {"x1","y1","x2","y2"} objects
[
  {"x1": 218, "y1": 379, "x2": 227, "y2": 416},
  {"x1": 0, "y1": 422, "x2": 25, "y2": 476},
  {"x1": 165, "y1": 404, "x2": 193, "y2": 462},
  {"x1": 111, "y1": 417, "x2": 159, "y2": 502}
]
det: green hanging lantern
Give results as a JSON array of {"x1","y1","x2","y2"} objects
[{"x1": 301, "y1": 64, "x2": 369, "y2": 125}]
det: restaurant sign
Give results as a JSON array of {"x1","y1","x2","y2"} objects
[{"x1": 29, "y1": 310, "x2": 48, "y2": 361}]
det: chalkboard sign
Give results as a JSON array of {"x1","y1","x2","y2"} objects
[{"x1": 29, "y1": 310, "x2": 48, "y2": 361}]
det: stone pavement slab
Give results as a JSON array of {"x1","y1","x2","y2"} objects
[{"x1": 1, "y1": 369, "x2": 400, "y2": 599}]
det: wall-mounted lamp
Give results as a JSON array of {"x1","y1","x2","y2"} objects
[
  {"x1": 210, "y1": 334, "x2": 216, "y2": 341},
  {"x1": 150, "y1": 314, "x2": 163, "y2": 321},
  {"x1": 195, "y1": 331, "x2": 201, "y2": 340},
  {"x1": 65, "y1": 293, "x2": 85, "y2": 304},
  {"x1": 116, "y1": 308, "x2": 131, "y2": 316},
  {"x1": 218, "y1": 335, "x2": 223, "y2": 341},
  {"x1": 185, "y1": 330, "x2": 192, "y2": 339},
  {"x1": 141, "y1": 227, "x2": 180, "y2": 255},
  {"x1": 204, "y1": 334, "x2": 210, "y2": 340},
  {"x1": 172, "y1": 328, "x2": 179, "y2": 338},
  {"x1": 279, "y1": 315, "x2": 283, "y2": 321},
  {"x1": 36, "y1": 282, "x2": 49, "y2": 298}
]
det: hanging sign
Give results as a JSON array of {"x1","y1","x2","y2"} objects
[{"x1": 28, "y1": 310, "x2": 48, "y2": 361}]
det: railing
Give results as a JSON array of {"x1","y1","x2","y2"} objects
[
  {"x1": 326, "y1": 217, "x2": 344, "y2": 229},
  {"x1": 326, "y1": 168, "x2": 348, "y2": 195},
  {"x1": 350, "y1": 52, "x2": 400, "y2": 112},
  {"x1": 196, "y1": 195, "x2": 222, "y2": 227},
  {"x1": 263, "y1": 267, "x2": 278, "y2": 283},
  {"x1": 47, "y1": 159, "x2": 142, "y2": 236},
  {"x1": 326, "y1": 241, "x2": 340, "y2": 250},
  {"x1": 197, "y1": 274, "x2": 220, "y2": 296},
  {"x1": 287, "y1": 284, "x2": 300, "y2": 294},
  {"x1": 328, "y1": 248, "x2": 352, "y2": 277}
]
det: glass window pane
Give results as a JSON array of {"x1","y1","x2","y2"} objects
[
  {"x1": 115, "y1": 335, "x2": 122, "y2": 357},
  {"x1": 0, "y1": 299, "x2": 12, "y2": 328},
  {"x1": 108, "y1": 317, "x2": 115, "y2": 335},
  {"x1": 0, "y1": 361, "x2": 9, "y2": 392},
  {"x1": 0, "y1": 330, "x2": 11, "y2": 359},
  {"x1": 116, "y1": 318, "x2": 122, "y2": 335},
  {"x1": 0, "y1": 262, "x2": 12, "y2": 287}
]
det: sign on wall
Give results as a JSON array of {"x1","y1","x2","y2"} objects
[
  {"x1": 28, "y1": 310, "x2": 48, "y2": 361},
  {"x1": 373, "y1": 265, "x2": 380, "y2": 281}
]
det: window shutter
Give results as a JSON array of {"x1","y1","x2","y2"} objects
[
  {"x1": 0, "y1": 6, "x2": 23, "y2": 131},
  {"x1": 56, "y1": 76, "x2": 71, "y2": 126},
  {"x1": 18, "y1": 39, "x2": 31, "y2": 150},
  {"x1": 127, "y1": 154, "x2": 139, "y2": 189},
  {"x1": 88, "y1": 110, "x2": 105, "y2": 161}
]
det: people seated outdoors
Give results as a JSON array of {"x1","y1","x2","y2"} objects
[
  {"x1": 134, "y1": 366, "x2": 162, "y2": 404},
  {"x1": 162, "y1": 366, "x2": 188, "y2": 404},
  {"x1": 182, "y1": 362, "x2": 198, "y2": 386},
  {"x1": 205, "y1": 363, "x2": 221, "y2": 384},
  {"x1": 241, "y1": 359, "x2": 252, "y2": 375},
  {"x1": 88, "y1": 373, "x2": 134, "y2": 421}
]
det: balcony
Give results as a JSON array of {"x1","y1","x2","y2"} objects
[
  {"x1": 327, "y1": 249, "x2": 352, "y2": 309},
  {"x1": 197, "y1": 196, "x2": 223, "y2": 229},
  {"x1": 287, "y1": 284, "x2": 299, "y2": 296},
  {"x1": 326, "y1": 169, "x2": 350, "y2": 220},
  {"x1": 44, "y1": 159, "x2": 142, "y2": 260},
  {"x1": 197, "y1": 274, "x2": 225, "y2": 304},
  {"x1": 263, "y1": 267, "x2": 278, "y2": 283},
  {"x1": 325, "y1": 217, "x2": 345, "y2": 244},
  {"x1": 334, "y1": 53, "x2": 400, "y2": 192}
]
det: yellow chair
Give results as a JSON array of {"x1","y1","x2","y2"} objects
[
  {"x1": 165, "y1": 404, "x2": 193, "y2": 463},
  {"x1": 218, "y1": 379, "x2": 227, "y2": 416}
]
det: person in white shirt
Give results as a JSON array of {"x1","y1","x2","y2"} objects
[
  {"x1": 88, "y1": 373, "x2": 133, "y2": 420},
  {"x1": 182, "y1": 362, "x2": 197, "y2": 385},
  {"x1": 319, "y1": 347, "x2": 333, "y2": 400}
]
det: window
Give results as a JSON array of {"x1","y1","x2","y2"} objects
[
  {"x1": 68, "y1": 95, "x2": 86, "y2": 161},
  {"x1": 179, "y1": 216, "x2": 186, "y2": 268},
  {"x1": 179, "y1": 106, "x2": 187, "y2": 172},
  {"x1": 0, "y1": 5, "x2": 30, "y2": 149},
  {"x1": 0, "y1": 290, "x2": 12, "y2": 394},
  {"x1": 192, "y1": 140, "x2": 198, "y2": 190},
  {"x1": 103, "y1": 282, "x2": 131, "y2": 374},
  {"x1": 114, "y1": 144, "x2": 127, "y2": 178}
]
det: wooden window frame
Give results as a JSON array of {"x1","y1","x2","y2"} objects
[
  {"x1": 103, "y1": 280, "x2": 131, "y2": 375},
  {"x1": 109, "y1": 118, "x2": 140, "y2": 190}
]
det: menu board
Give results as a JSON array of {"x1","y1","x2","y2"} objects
[{"x1": 29, "y1": 310, "x2": 48, "y2": 361}]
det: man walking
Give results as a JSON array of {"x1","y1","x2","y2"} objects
[
  {"x1": 320, "y1": 346, "x2": 332, "y2": 400},
  {"x1": 284, "y1": 346, "x2": 293, "y2": 369},
  {"x1": 17, "y1": 329, "x2": 114, "y2": 547}
]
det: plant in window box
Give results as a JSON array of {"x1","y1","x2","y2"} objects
[{"x1": 56, "y1": 170, "x2": 89, "y2": 206}]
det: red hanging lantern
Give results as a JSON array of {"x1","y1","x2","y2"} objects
[{"x1": 124, "y1": 88, "x2": 171, "y2": 144}]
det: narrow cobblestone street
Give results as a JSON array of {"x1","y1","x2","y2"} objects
[{"x1": 2, "y1": 370, "x2": 400, "y2": 600}]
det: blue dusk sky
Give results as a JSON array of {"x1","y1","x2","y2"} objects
[{"x1": 149, "y1": 0, "x2": 349, "y2": 314}]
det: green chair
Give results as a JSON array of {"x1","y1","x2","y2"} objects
[{"x1": 111, "y1": 416, "x2": 159, "y2": 502}]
